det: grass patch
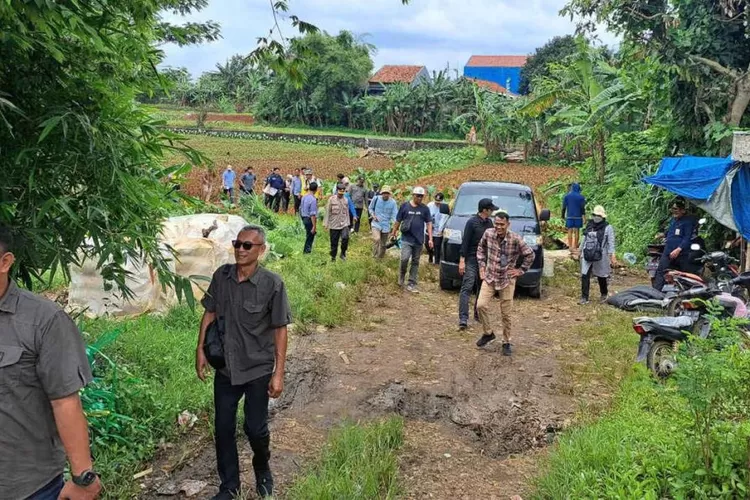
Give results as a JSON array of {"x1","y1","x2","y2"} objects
[
  {"x1": 534, "y1": 312, "x2": 750, "y2": 499},
  {"x1": 286, "y1": 417, "x2": 405, "y2": 499}
]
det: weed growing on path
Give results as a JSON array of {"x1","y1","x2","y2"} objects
[{"x1": 286, "y1": 417, "x2": 404, "y2": 499}]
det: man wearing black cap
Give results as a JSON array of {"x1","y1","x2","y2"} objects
[
  {"x1": 653, "y1": 197, "x2": 697, "y2": 291},
  {"x1": 457, "y1": 198, "x2": 497, "y2": 330}
]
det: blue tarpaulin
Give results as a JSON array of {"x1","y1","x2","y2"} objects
[{"x1": 643, "y1": 156, "x2": 750, "y2": 240}]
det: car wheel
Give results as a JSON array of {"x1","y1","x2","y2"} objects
[
  {"x1": 439, "y1": 268, "x2": 453, "y2": 291},
  {"x1": 528, "y1": 282, "x2": 542, "y2": 299}
]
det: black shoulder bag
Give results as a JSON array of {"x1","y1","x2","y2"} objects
[{"x1": 203, "y1": 317, "x2": 226, "y2": 370}]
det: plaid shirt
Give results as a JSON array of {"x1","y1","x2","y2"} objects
[{"x1": 477, "y1": 229, "x2": 535, "y2": 290}]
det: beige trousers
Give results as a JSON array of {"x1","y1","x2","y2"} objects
[
  {"x1": 476, "y1": 279, "x2": 516, "y2": 342},
  {"x1": 371, "y1": 228, "x2": 389, "y2": 258}
]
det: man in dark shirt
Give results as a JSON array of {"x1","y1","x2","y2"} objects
[
  {"x1": 458, "y1": 198, "x2": 497, "y2": 330},
  {"x1": 653, "y1": 198, "x2": 698, "y2": 291},
  {"x1": 0, "y1": 227, "x2": 102, "y2": 500},
  {"x1": 347, "y1": 177, "x2": 367, "y2": 233},
  {"x1": 392, "y1": 187, "x2": 433, "y2": 293},
  {"x1": 240, "y1": 167, "x2": 256, "y2": 196},
  {"x1": 267, "y1": 168, "x2": 286, "y2": 213},
  {"x1": 196, "y1": 225, "x2": 292, "y2": 500}
]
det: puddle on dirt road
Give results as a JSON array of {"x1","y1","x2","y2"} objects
[{"x1": 366, "y1": 381, "x2": 559, "y2": 458}]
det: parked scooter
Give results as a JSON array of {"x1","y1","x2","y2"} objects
[{"x1": 634, "y1": 272, "x2": 750, "y2": 378}]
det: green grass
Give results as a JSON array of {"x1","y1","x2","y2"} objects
[
  {"x1": 286, "y1": 417, "x2": 405, "y2": 499},
  {"x1": 533, "y1": 309, "x2": 750, "y2": 499}
]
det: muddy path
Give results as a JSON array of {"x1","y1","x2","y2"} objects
[{"x1": 139, "y1": 260, "x2": 643, "y2": 499}]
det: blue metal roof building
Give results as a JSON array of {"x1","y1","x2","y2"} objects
[{"x1": 463, "y1": 55, "x2": 528, "y2": 95}]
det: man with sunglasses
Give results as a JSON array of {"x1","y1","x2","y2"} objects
[
  {"x1": 0, "y1": 227, "x2": 102, "y2": 500},
  {"x1": 196, "y1": 225, "x2": 292, "y2": 499},
  {"x1": 652, "y1": 197, "x2": 697, "y2": 291},
  {"x1": 392, "y1": 187, "x2": 433, "y2": 293},
  {"x1": 324, "y1": 183, "x2": 357, "y2": 262}
]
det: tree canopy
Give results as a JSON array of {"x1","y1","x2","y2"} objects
[
  {"x1": 254, "y1": 31, "x2": 374, "y2": 126},
  {"x1": 562, "y1": 0, "x2": 750, "y2": 151},
  {"x1": 519, "y1": 35, "x2": 578, "y2": 95},
  {"x1": 0, "y1": 0, "x2": 212, "y2": 298}
]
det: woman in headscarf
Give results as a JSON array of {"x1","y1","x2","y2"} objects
[
  {"x1": 562, "y1": 183, "x2": 586, "y2": 254},
  {"x1": 579, "y1": 205, "x2": 616, "y2": 305}
]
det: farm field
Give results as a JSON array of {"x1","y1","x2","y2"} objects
[
  {"x1": 406, "y1": 163, "x2": 576, "y2": 194},
  {"x1": 171, "y1": 135, "x2": 395, "y2": 200},
  {"x1": 150, "y1": 106, "x2": 466, "y2": 142}
]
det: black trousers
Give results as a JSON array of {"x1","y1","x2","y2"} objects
[
  {"x1": 302, "y1": 217, "x2": 316, "y2": 253},
  {"x1": 426, "y1": 236, "x2": 443, "y2": 264},
  {"x1": 653, "y1": 251, "x2": 689, "y2": 291},
  {"x1": 281, "y1": 191, "x2": 291, "y2": 213},
  {"x1": 214, "y1": 371, "x2": 272, "y2": 495},
  {"x1": 353, "y1": 208, "x2": 363, "y2": 232},
  {"x1": 330, "y1": 228, "x2": 349, "y2": 260},
  {"x1": 294, "y1": 195, "x2": 302, "y2": 215},
  {"x1": 272, "y1": 192, "x2": 282, "y2": 213},
  {"x1": 458, "y1": 258, "x2": 480, "y2": 325},
  {"x1": 581, "y1": 268, "x2": 608, "y2": 299},
  {"x1": 264, "y1": 193, "x2": 273, "y2": 208}
]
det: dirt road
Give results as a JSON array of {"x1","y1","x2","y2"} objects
[{"x1": 141, "y1": 260, "x2": 641, "y2": 499}]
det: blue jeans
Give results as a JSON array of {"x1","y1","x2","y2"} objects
[{"x1": 27, "y1": 475, "x2": 63, "y2": 500}]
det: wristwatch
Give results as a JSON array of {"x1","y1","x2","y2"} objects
[{"x1": 72, "y1": 469, "x2": 99, "y2": 487}]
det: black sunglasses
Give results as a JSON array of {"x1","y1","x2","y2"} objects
[
  {"x1": 414, "y1": 194, "x2": 424, "y2": 197},
  {"x1": 232, "y1": 240, "x2": 262, "y2": 250}
]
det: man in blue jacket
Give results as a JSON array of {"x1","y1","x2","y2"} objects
[
  {"x1": 266, "y1": 168, "x2": 286, "y2": 213},
  {"x1": 561, "y1": 183, "x2": 586, "y2": 252},
  {"x1": 653, "y1": 197, "x2": 697, "y2": 291}
]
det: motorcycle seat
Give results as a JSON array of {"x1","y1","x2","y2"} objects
[
  {"x1": 634, "y1": 316, "x2": 694, "y2": 329},
  {"x1": 668, "y1": 270, "x2": 704, "y2": 282}
]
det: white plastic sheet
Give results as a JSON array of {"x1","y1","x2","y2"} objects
[{"x1": 68, "y1": 214, "x2": 249, "y2": 317}]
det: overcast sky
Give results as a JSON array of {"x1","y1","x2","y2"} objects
[{"x1": 160, "y1": 0, "x2": 614, "y2": 79}]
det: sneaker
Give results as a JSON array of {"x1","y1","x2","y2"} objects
[
  {"x1": 406, "y1": 284, "x2": 419, "y2": 293},
  {"x1": 398, "y1": 277, "x2": 405, "y2": 287},
  {"x1": 578, "y1": 298, "x2": 589, "y2": 305},
  {"x1": 599, "y1": 294, "x2": 608, "y2": 304},
  {"x1": 256, "y1": 470, "x2": 274, "y2": 498},
  {"x1": 340, "y1": 255, "x2": 347, "y2": 262},
  {"x1": 502, "y1": 343, "x2": 512, "y2": 356},
  {"x1": 476, "y1": 332, "x2": 496, "y2": 348}
]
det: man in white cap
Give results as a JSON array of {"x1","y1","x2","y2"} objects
[
  {"x1": 392, "y1": 187, "x2": 433, "y2": 292},
  {"x1": 222, "y1": 165, "x2": 236, "y2": 202},
  {"x1": 368, "y1": 185, "x2": 398, "y2": 258}
]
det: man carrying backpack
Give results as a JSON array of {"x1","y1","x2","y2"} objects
[
  {"x1": 579, "y1": 205, "x2": 616, "y2": 305},
  {"x1": 391, "y1": 187, "x2": 433, "y2": 293}
]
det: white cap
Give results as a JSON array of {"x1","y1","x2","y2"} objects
[{"x1": 412, "y1": 186, "x2": 426, "y2": 195}]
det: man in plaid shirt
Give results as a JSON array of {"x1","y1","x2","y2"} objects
[{"x1": 476, "y1": 210, "x2": 535, "y2": 355}]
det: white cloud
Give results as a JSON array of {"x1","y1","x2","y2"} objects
[{"x1": 159, "y1": 0, "x2": 617, "y2": 78}]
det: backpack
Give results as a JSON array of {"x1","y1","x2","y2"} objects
[{"x1": 582, "y1": 229, "x2": 603, "y2": 262}]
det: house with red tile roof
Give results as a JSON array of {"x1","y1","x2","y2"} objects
[
  {"x1": 466, "y1": 78, "x2": 517, "y2": 97},
  {"x1": 463, "y1": 55, "x2": 528, "y2": 95},
  {"x1": 367, "y1": 65, "x2": 431, "y2": 95}
]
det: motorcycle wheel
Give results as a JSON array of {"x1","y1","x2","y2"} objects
[
  {"x1": 646, "y1": 340, "x2": 677, "y2": 378},
  {"x1": 666, "y1": 297, "x2": 684, "y2": 317}
]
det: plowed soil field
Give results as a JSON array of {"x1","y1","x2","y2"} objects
[
  {"x1": 407, "y1": 163, "x2": 576, "y2": 195},
  {"x1": 170, "y1": 136, "x2": 394, "y2": 201}
]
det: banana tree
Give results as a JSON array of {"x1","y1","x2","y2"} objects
[{"x1": 522, "y1": 42, "x2": 639, "y2": 182}]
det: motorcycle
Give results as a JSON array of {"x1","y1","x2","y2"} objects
[{"x1": 634, "y1": 272, "x2": 750, "y2": 378}]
